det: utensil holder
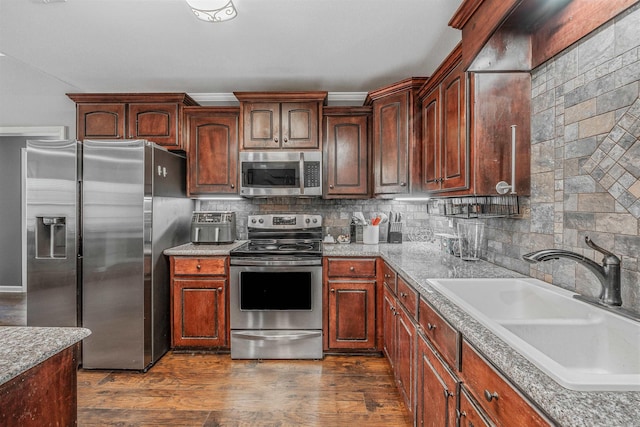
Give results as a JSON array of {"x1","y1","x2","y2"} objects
[{"x1": 363, "y1": 225, "x2": 379, "y2": 245}]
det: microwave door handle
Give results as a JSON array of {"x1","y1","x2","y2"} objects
[{"x1": 299, "y1": 152, "x2": 305, "y2": 195}]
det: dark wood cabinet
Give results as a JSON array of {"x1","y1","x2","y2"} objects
[
  {"x1": 170, "y1": 256, "x2": 228, "y2": 349},
  {"x1": 418, "y1": 44, "x2": 531, "y2": 196},
  {"x1": 417, "y1": 334, "x2": 458, "y2": 427},
  {"x1": 395, "y1": 302, "x2": 416, "y2": 417},
  {"x1": 383, "y1": 285, "x2": 397, "y2": 365},
  {"x1": 323, "y1": 107, "x2": 371, "y2": 198},
  {"x1": 458, "y1": 385, "x2": 493, "y2": 427},
  {"x1": 460, "y1": 339, "x2": 552, "y2": 427},
  {"x1": 67, "y1": 93, "x2": 198, "y2": 150},
  {"x1": 324, "y1": 257, "x2": 378, "y2": 351},
  {"x1": 419, "y1": 46, "x2": 468, "y2": 193},
  {"x1": 183, "y1": 107, "x2": 239, "y2": 195},
  {"x1": 234, "y1": 92, "x2": 326, "y2": 150},
  {"x1": 367, "y1": 78, "x2": 427, "y2": 196}
]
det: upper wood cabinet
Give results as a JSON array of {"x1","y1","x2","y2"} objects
[
  {"x1": 418, "y1": 44, "x2": 531, "y2": 196},
  {"x1": 234, "y1": 92, "x2": 327, "y2": 150},
  {"x1": 67, "y1": 93, "x2": 198, "y2": 150},
  {"x1": 366, "y1": 78, "x2": 427, "y2": 196},
  {"x1": 323, "y1": 107, "x2": 371, "y2": 198},
  {"x1": 419, "y1": 47, "x2": 467, "y2": 193},
  {"x1": 183, "y1": 107, "x2": 239, "y2": 196}
]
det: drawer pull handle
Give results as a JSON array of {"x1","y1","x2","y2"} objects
[
  {"x1": 400, "y1": 292, "x2": 407, "y2": 297},
  {"x1": 196, "y1": 264, "x2": 201, "y2": 269},
  {"x1": 457, "y1": 409, "x2": 466, "y2": 419},
  {"x1": 427, "y1": 323, "x2": 436, "y2": 330},
  {"x1": 484, "y1": 390, "x2": 499, "y2": 402},
  {"x1": 444, "y1": 389, "x2": 453, "y2": 398},
  {"x1": 349, "y1": 266, "x2": 355, "y2": 271}
]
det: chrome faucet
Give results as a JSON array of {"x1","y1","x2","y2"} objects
[{"x1": 523, "y1": 236, "x2": 621, "y2": 306}]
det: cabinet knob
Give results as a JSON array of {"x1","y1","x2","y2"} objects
[
  {"x1": 274, "y1": 137, "x2": 279, "y2": 143},
  {"x1": 231, "y1": 184, "x2": 235, "y2": 189},
  {"x1": 284, "y1": 137, "x2": 288, "y2": 143},
  {"x1": 400, "y1": 182, "x2": 407, "y2": 187},
  {"x1": 457, "y1": 409, "x2": 467, "y2": 419},
  {"x1": 330, "y1": 288, "x2": 335, "y2": 293},
  {"x1": 444, "y1": 389, "x2": 453, "y2": 398},
  {"x1": 217, "y1": 287, "x2": 222, "y2": 291},
  {"x1": 196, "y1": 264, "x2": 201, "y2": 269},
  {"x1": 329, "y1": 184, "x2": 334, "y2": 189},
  {"x1": 484, "y1": 390, "x2": 499, "y2": 402},
  {"x1": 400, "y1": 292, "x2": 407, "y2": 298},
  {"x1": 427, "y1": 323, "x2": 436, "y2": 330},
  {"x1": 349, "y1": 266, "x2": 355, "y2": 271}
]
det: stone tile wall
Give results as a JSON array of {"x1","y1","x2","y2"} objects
[{"x1": 485, "y1": 4, "x2": 640, "y2": 313}]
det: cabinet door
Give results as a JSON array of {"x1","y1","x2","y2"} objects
[
  {"x1": 417, "y1": 334, "x2": 458, "y2": 427},
  {"x1": 128, "y1": 103, "x2": 180, "y2": 148},
  {"x1": 421, "y1": 88, "x2": 442, "y2": 192},
  {"x1": 458, "y1": 386, "x2": 494, "y2": 427},
  {"x1": 383, "y1": 286, "x2": 397, "y2": 366},
  {"x1": 440, "y1": 63, "x2": 467, "y2": 191},
  {"x1": 373, "y1": 91, "x2": 409, "y2": 194},
  {"x1": 396, "y1": 305, "x2": 416, "y2": 416},
  {"x1": 242, "y1": 102, "x2": 281, "y2": 148},
  {"x1": 324, "y1": 114, "x2": 369, "y2": 197},
  {"x1": 172, "y1": 278, "x2": 227, "y2": 348},
  {"x1": 281, "y1": 102, "x2": 319, "y2": 149},
  {"x1": 186, "y1": 110, "x2": 239, "y2": 195},
  {"x1": 327, "y1": 280, "x2": 376, "y2": 349},
  {"x1": 77, "y1": 103, "x2": 126, "y2": 140}
]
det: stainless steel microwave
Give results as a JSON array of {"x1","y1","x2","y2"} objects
[{"x1": 239, "y1": 151, "x2": 322, "y2": 197}]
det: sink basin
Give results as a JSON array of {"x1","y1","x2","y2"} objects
[{"x1": 427, "y1": 278, "x2": 640, "y2": 391}]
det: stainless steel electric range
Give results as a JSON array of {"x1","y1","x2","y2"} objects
[{"x1": 229, "y1": 214, "x2": 323, "y2": 359}]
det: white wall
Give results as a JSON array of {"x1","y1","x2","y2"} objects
[{"x1": 0, "y1": 56, "x2": 77, "y2": 139}]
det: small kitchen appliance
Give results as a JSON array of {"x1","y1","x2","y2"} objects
[
  {"x1": 190, "y1": 211, "x2": 236, "y2": 244},
  {"x1": 229, "y1": 213, "x2": 323, "y2": 359}
]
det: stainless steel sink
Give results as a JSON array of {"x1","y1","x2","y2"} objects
[{"x1": 426, "y1": 278, "x2": 640, "y2": 391}]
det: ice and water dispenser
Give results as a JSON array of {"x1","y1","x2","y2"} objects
[{"x1": 35, "y1": 216, "x2": 67, "y2": 259}]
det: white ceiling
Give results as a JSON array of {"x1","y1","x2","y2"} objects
[{"x1": 0, "y1": 0, "x2": 463, "y2": 103}]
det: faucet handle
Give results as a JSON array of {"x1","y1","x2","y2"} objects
[{"x1": 585, "y1": 236, "x2": 619, "y2": 264}]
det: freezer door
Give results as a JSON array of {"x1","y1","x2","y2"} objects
[
  {"x1": 26, "y1": 140, "x2": 80, "y2": 327},
  {"x1": 82, "y1": 139, "x2": 148, "y2": 370}
]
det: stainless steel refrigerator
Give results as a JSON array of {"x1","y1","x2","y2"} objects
[{"x1": 25, "y1": 139, "x2": 193, "y2": 370}]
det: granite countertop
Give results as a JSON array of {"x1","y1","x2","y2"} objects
[
  {"x1": 0, "y1": 326, "x2": 91, "y2": 385},
  {"x1": 163, "y1": 240, "x2": 247, "y2": 256},
  {"x1": 326, "y1": 241, "x2": 640, "y2": 427}
]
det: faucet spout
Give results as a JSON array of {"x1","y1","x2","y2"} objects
[{"x1": 523, "y1": 237, "x2": 622, "y2": 306}]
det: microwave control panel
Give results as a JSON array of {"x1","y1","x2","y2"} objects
[{"x1": 304, "y1": 162, "x2": 321, "y2": 188}]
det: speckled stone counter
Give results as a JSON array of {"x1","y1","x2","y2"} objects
[
  {"x1": 0, "y1": 326, "x2": 91, "y2": 385},
  {"x1": 325, "y1": 242, "x2": 640, "y2": 427},
  {"x1": 163, "y1": 241, "x2": 247, "y2": 256}
]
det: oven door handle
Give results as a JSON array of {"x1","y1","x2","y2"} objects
[
  {"x1": 299, "y1": 152, "x2": 305, "y2": 195},
  {"x1": 230, "y1": 258, "x2": 322, "y2": 266},
  {"x1": 233, "y1": 330, "x2": 322, "y2": 341}
]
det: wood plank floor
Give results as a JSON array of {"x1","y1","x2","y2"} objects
[
  {"x1": 1, "y1": 294, "x2": 411, "y2": 426},
  {"x1": 77, "y1": 352, "x2": 413, "y2": 427}
]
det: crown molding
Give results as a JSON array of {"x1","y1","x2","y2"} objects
[{"x1": 189, "y1": 92, "x2": 368, "y2": 106}]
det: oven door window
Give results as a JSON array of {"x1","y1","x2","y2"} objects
[
  {"x1": 239, "y1": 272, "x2": 312, "y2": 310},
  {"x1": 242, "y1": 161, "x2": 299, "y2": 188}
]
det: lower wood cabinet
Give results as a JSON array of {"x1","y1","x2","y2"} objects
[
  {"x1": 324, "y1": 257, "x2": 379, "y2": 351},
  {"x1": 459, "y1": 339, "x2": 552, "y2": 427},
  {"x1": 380, "y1": 259, "x2": 552, "y2": 427},
  {"x1": 170, "y1": 256, "x2": 228, "y2": 349},
  {"x1": 417, "y1": 334, "x2": 458, "y2": 427}
]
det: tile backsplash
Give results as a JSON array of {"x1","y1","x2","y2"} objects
[{"x1": 202, "y1": 3, "x2": 640, "y2": 314}]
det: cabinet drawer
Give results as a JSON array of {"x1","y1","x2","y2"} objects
[
  {"x1": 326, "y1": 258, "x2": 376, "y2": 278},
  {"x1": 460, "y1": 340, "x2": 551, "y2": 427},
  {"x1": 173, "y1": 257, "x2": 227, "y2": 276},
  {"x1": 458, "y1": 385, "x2": 493, "y2": 427},
  {"x1": 396, "y1": 276, "x2": 418, "y2": 318},
  {"x1": 381, "y1": 262, "x2": 397, "y2": 293},
  {"x1": 419, "y1": 297, "x2": 459, "y2": 369}
]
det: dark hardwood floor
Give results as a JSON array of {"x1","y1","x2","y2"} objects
[{"x1": 0, "y1": 293, "x2": 412, "y2": 426}]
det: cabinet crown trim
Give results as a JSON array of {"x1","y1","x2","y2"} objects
[{"x1": 67, "y1": 93, "x2": 199, "y2": 105}]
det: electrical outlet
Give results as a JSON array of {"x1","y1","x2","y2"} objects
[{"x1": 448, "y1": 219, "x2": 454, "y2": 228}]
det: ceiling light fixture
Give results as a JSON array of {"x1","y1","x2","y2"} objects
[{"x1": 186, "y1": 0, "x2": 238, "y2": 22}]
